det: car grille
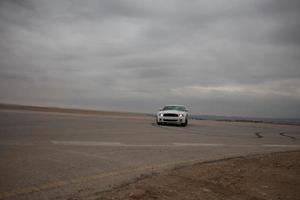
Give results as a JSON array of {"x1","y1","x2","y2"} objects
[
  {"x1": 163, "y1": 119, "x2": 178, "y2": 121},
  {"x1": 163, "y1": 113, "x2": 178, "y2": 117}
]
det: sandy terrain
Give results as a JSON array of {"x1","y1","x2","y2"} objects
[{"x1": 98, "y1": 151, "x2": 300, "y2": 200}]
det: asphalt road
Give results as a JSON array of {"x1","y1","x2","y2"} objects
[{"x1": 0, "y1": 110, "x2": 299, "y2": 200}]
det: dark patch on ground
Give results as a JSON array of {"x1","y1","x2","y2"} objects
[
  {"x1": 255, "y1": 132, "x2": 263, "y2": 138},
  {"x1": 280, "y1": 132, "x2": 297, "y2": 140}
]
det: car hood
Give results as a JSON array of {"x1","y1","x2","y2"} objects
[{"x1": 158, "y1": 110, "x2": 186, "y2": 115}]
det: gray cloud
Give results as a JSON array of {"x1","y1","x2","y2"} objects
[{"x1": 0, "y1": 0, "x2": 300, "y2": 118}]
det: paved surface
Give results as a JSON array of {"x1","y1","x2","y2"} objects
[{"x1": 0, "y1": 110, "x2": 299, "y2": 200}]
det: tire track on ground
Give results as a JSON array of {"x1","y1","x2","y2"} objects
[
  {"x1": 279, "y1": 132, "x2": 297, "y2": 140},
  {"x1": 254, "y1": 132, "x2": 263, "y2": 138}
]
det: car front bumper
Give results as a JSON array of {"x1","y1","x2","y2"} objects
[{"x1": 157, "y1": 116, "x2": 185, "y2": 124}]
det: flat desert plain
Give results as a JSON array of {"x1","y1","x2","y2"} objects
[{"x1": 0, "y1": 105, "x2": 299, "y2": 200}]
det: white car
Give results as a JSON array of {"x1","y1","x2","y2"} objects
[{"x1": 156, "y1": 105, "x2": 189, "y2": 126}]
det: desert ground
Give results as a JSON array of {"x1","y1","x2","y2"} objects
[
  {"x1": 99, "y1": 151, "x2": 300, "y2": 200},
  {"x1": 0, "y1": 105, "x2": 299, "y2": 200}
]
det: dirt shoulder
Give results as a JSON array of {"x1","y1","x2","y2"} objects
[{"x1": 97, "y1": 151, "x2": 300, "y2": 200}]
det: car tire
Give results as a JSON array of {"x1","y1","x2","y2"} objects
[
  {"x1": 182, "y1": 118, "x2": 188, "y2": 127},
  {"x1": 156, "y1": 118, "x2": 162, "y2": 125}
]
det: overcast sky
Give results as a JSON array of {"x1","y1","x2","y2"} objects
[{"x1": 0, "y1": 0, "x2": 300, "y2": 118}]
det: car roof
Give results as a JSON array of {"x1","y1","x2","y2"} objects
[{"x1": 164, "y1": 105, "x2": 186, "y2": 107}]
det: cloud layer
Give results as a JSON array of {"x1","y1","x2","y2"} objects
[{"x1": 0, "y1": 0, "x2": 300, "y2": 118}]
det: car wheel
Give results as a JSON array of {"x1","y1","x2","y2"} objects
[
  {"x1": 182, "y1": 118, "x2": 188, "y2": 127},
  {"x1": 156, "y1": 118, "x2": 162, "y2": 125}
]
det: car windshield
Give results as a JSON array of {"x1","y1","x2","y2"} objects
[{"x1": 163, "y1": 106, "x2": 186, "y2": 111}]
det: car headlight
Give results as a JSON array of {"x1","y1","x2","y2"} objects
[
  {"x1": 159, "y1": 113, "x2": 163, "y2": 117},
  {"x1": 179, "y1": 114, "x2": 184, "y2": 117}
]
